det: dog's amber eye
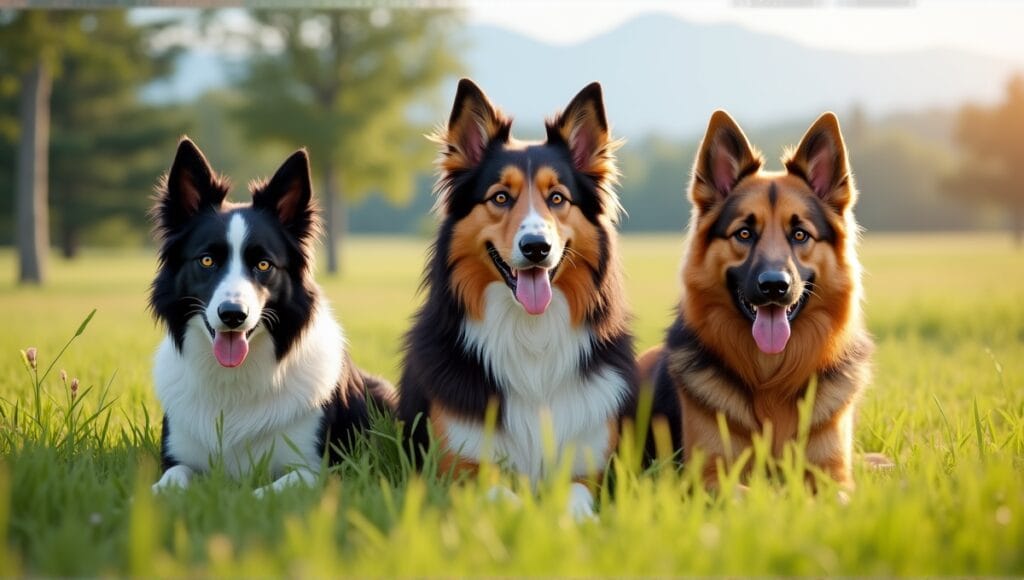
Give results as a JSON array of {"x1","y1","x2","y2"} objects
[
  {"x1": 735, "y1": 228, "x2": 753, "y2": 242},
  {"x1": 792, "y1": 229, "x2": 810, "y2": 243},
  {"x1": 549, "y1": 193, "x2": 565, "y2": 207},
  {"x1": 490, "y1": 192, "x2": 510, "y2": 207},
  {"x1": 199, "y1": 255, "x2": 215, "y2": 268},
  {"x1": 256, "y1": 260, "x2": 272, "y2": 272}
]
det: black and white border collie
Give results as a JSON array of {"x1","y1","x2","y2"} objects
[
  {"x1": 397, "y1": 79, "x2": 638, "y2": 518},
  {"x1": 150, "y1": 139, "x2": 394, "y2": 495}
]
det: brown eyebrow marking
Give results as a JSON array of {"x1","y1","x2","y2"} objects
[
  {"x1": 534, "y1": 166, "x2": 560, "y2": 191},
  {"x1": 500, "y1": 165, "x2": 525, "y2": 192}
]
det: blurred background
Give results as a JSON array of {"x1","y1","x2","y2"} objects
[{"x1": 2, "y1": 1, "x2": 1023, "y2": 283}]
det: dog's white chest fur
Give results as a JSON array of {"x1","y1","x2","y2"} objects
[
  {"x1": 154, "y1": 306, "x2": 343, "y2": 480},
  {"x1": 456, "y1": 283, "x2": 627, "y2": 481}
]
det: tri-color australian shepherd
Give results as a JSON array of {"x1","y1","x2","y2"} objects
[
  {"x1": 150, "y1": 139, "x2": 393, "y2": 495},
  {"x1": 397, "y1": 79, "x2": 638, "y2": 518},
  {"x1": 641, "y1": 111, "x2": 873, "y2": 490}
]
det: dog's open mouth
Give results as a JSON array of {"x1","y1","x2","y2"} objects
[
  {"x1": 202, "y1": 318, "x2": 257, "y2": 368},
  {"x1": 732, "y1": 278, "x2": 813, "y2": 355},
  {"x1": 486, "y1": 242, "x2": 564, "y2": 315}
]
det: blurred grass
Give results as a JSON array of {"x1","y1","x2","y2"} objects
[{"x1": 0, "y1": 233, "x2": 1021, "y2": 575}]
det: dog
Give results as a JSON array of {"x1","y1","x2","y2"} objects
[
  {"x1": 641, "y1": 111, "x2": 873, "y2": 490},
  {"x1": 149, "y1": 138, "x2": 394, "y2": 495},
  {"x1": 397, "y1": 79, "x2": 638, "y2": 518}
]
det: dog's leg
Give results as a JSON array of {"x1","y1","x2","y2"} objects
[
  {"x1": 567, "y1": 482, "x2": 597, "y2": 522},
  {"x1": 152, "y1": 465, "x2": 195, "y2": 493},
  {"x1": 254, "y1": 467, "x2": 317, "y2": 498}
]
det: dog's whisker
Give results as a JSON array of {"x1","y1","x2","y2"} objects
[
  {"x1": 261, "y1": 307, "x2": 281, "y2": 326},
  {"x1": 561, "y1": 247, "x2": 583, "y2": 269}
]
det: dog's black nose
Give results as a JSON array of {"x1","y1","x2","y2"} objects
[
  {"x1": 218, "y1": 302, "x2": 248, "y2": 329},
  {"x1": 757, "y1": 271, "x2": 791, "y2": 300},
  {"x1": 519, "y1": 234, "x2": 551, "y2": 264}
]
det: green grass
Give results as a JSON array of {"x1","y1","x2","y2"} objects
[{"x1": 0, "y1": 233, "x2": 1021, "y2": 576}]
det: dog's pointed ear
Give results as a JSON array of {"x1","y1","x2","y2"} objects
[
  {"x1": 253, "y1": 149, "x2": 320, "y2": 243},
  {"x1": 548, "y1": 82, "x2": 612, "y2": 175},
  {"x1": 440, "y1": 78, "x2": 510, "y2": 171},
  {"x1": 156, "y1": 138, "x2": 228, "y2": 232},
  {"x1": 691, "y1": 111, "x2": 762, "y2": 213},
  {"x1": 785, "y1": 112, "x2": 854, "y2": 212}
]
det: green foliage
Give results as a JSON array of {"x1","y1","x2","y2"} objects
[
  {"x1": 850, "y1": 125, "x2": 972, "y2": 231},
  {"x1": 616, "y1": 135, "x2": 697, "y2": 232},
  {"x1": 0, "y1": 234, "x2": 1021, "y2": 575},
  {"x1": 945, "y1": 74, "x2": 1024, "y2": 241},
  {"x1": 231, "y1": 9, "x2": 463, "y2": 205},
  {"x1": 0, "y1": 10, "x2": 182, "y2": 254},
  {"x1": 614, "y1": 112, "x2": 979, "y2": 233}
]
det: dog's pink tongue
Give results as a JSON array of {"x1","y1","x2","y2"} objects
[
  {"x1": 752, "y1": 305, "x2": 791, "y2": 355},
  {"x1": 213, "y1": 331, "x2": 249, "y2": 368},
  {"x1": 514, "y1": 268, "x2": 552, "y2": 315}
]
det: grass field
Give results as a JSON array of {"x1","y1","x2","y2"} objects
[{"x1": 0, "y1": 233, "x2": 1021, "y2": 576}]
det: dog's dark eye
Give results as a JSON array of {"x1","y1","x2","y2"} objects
[
  {"x1": 199, "y1": 255, "x2": 215, "y2": 268},
  {"x1": 255, "y1": 260, "x2": 273, "y2": 273},
  {"x1": 490, "y1": 192, "x2": 511, "y2": 207},
  {"x1": 548, "y1": 193, "x2": 566, "y2": 207},
  {"x1": 734, "y1": 228, "x2": 754, "y2": 242},
  {"x1": 791, "y1": 229, "x2": 810, "y2": 244}
]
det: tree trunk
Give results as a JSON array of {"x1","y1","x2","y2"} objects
[
  {"x1": 16, "y1": 60, "x2": 52, "y2": 285},
  {"x1": 1013, "y1": 203, "x2": 1023, "y2": 248},
  {"x1": 61, "y1": 222, "x2": 79, "y2": 260},
  {"x1": 321, "y1": 159, "x2": 341, "y2": 275}
]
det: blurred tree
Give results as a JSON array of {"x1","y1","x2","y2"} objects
[
  {"x1": 945, "y1": 74, "x2": 1024, "y2": 246},
  {"x1": 231, "y1": 9, "x2": 462, "y2": 274},
  {"x1": 0, "y1": 10, "x2": 178, "y2": 280},
  {"x1": 852, "y1": 128, "x2": 970, "y2": 232},
  {"x1": 616, "y1": 135, "x2": 696, "y2": 232},
  {"x1": 48, "y1": 12, "x2": 179, "y2": 258},
  {"x1": 0, "y1": 11, "x2": 72, "y2": 284},
  {"x1": 614, "y1": 114, "x2": 978, "y2": 234}
]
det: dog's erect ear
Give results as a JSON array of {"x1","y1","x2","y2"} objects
[
  {"x1": 785, "y1": 112, "x2": 854, "y2": 212},
  {"x1": 440, "y1": 78, "x2": 510, "y2": 171},
  {"x1": 253, "y1": 149, "x2": 319, "y2": 243},
  {"x1": 157, "y1": 138, "x2": 228, "y2": 232},
  {"x1": 548, "y1": 82, "x2": 613, "y2": 175},
  {"x1": 547, "y1": 82, "x2": 623, "y2": 221},
  {"x1": 691, "y1": 111, "x2": 763, "y2": 213}
]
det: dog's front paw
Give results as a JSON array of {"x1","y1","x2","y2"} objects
[
  {"x1": 864, "y1": 452, "x2": 895, "y2": 471},
  {"x1": 485, "y1": 484, "x2": 523, "y2": 507},
  {"x1": 567, "y1": 482, "x2": 596, "y2": 522},
  {"x1": 152, "y1": 465, "x2": 194, "y2": 494},
  {"x1": 254, "y1": 468, "x2": 316, "y2": 498}
]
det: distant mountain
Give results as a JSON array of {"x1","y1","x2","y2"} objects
[
  {"x1": 145, "y1": 12, "x2": 1022, "y2": 138},
  {"x1": 461, "y1": 13, "x2": 1022, "y2": 137}
]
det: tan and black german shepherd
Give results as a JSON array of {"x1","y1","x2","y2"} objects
[{"x1": 641, "y1": 110, "x2": 873, "y2": 489}]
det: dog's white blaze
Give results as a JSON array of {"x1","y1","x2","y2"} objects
[
  {"x1": 154, "y1": 301, "x2": 345, "y2": 481},
  {"x1": 206, "y1": 213, "x2": 261, "y2": 332},
  {"x1": 456, "y1": 283, "x2": 627, "y2": 482},
  {"x1": 511, "y1": 206, "x2": 563, "y2": 268}
]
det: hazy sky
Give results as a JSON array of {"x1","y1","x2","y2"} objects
[{"x1": 467, "y1": 0, "x2": 1024, "y2": 61}]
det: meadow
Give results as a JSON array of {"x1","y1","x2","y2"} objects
[{"x1": 0, "y1": 233, "x2": 1021, "y2": 576}]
